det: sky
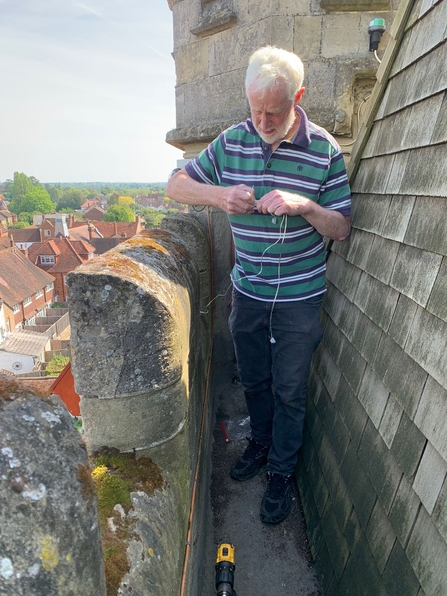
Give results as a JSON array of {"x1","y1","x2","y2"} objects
[{"x1": 0, "y1": 0, "x2": 182, "y2": 183}]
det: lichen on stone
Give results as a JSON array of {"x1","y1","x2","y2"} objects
[{"x1": 90, "y1": 447, "x2": 163, "y2": 596}]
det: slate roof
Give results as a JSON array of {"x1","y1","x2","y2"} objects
[
  {"x1": 0, "y1": 328, "x2": 49, "y2": 357},
  {"x1": 0, "y1": 248, "x2": 55, "y2": 308}
]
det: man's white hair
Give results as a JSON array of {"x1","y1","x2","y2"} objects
[{"x1": 245, "y1": 46, "x2": 304, "y2": 100}]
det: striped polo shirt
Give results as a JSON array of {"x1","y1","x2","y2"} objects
[{"x1": 185, "y1": 106, "x2": 351, "y2": 302}]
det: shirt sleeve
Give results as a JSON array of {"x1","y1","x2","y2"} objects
[
  {"x1": 184, "y1": 134, "x2": 224, "y2": 186},
  {"x1": 318, "y1": 146, "x2": 351, "y2": 216}
]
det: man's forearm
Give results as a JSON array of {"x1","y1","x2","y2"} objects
[
  {"x1": 166, "y1": 169, "x2": 256, "y2": 215},
  {"x1": 303, "y1": 203, "x2": 351, "y2": 242},
  {"x1": 166, "y1": 169, "x2": 221, "y2": 208}
]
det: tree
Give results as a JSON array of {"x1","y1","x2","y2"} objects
[
  {"x1": 45, "y1": 354, "x2": 69, "y2": 376},
  {"x1": 18, "y1": 212, "x2": 33, "y2": 225},
  {"x1": 57, "y1": 188, "x2": 84, "y2": 211},
  {"x1": 103, "y1": 204, "x2": 135, "y2": 222},
  {"x1": 21, "y1": 186, "x2": 56, "y2": 214},
  {"x1": 8, "y1": 172, "x2": 33, "y2": 213}
]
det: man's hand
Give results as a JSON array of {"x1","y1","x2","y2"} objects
[
  {"x1": 166, "y1": 169, "x2": 255, "y2": 215},
  {"x1": 257, "y1": 190, "x2": 310, "y2": 217},
  {"x1": 220, "y1": 184, "x2": 256, "y2": 215},
  {"x1": 257, "y1": 189, "x2": 351, "y2": 242}
]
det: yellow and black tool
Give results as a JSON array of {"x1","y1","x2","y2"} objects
[{"x1": 215, "y1": 543, "x2": 237, "y2": 596}]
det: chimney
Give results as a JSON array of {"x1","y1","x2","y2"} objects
[
  {"x1": 20, "y1": 248, "x2": 29, "y2": 259},
  {"x1": 88, "y1": 223, "x2": 94, "y2": 241}
]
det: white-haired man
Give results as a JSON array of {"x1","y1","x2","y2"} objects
[{"x1": 167, "y1": 46, "x2": 351, "y2": 524}]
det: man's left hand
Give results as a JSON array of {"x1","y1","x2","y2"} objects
[{"x1": 257, "y1": 190, "x2": 310, "y2": 217}]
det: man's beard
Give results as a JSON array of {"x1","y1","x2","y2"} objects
[{"x1": 253, "y1": 109, "x2": 297, "y2": 146}]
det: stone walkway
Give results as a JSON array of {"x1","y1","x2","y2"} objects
[{"x1": 207, "y1": 366, "x2": 322, "y2": 596}]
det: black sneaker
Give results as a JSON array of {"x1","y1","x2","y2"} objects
[
  {"x1": 260, "y1": 472, "x2": 292, "y2": 524},
  {"x1": 230, "y1": 437, "x2": 269, "y2": 481}
]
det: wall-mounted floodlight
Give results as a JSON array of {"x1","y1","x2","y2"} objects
[{"x1": 368, "y1": 18, "x2": 386, "y2": 52}]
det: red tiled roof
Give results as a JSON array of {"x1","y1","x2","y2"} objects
[
  {"x1": 92, "y1": 220, "x2": 141, "y2": 238},
  {"x1": 0, "y1": 248, "x2": 55, "y2": 308},
  {"x1": 28, "y1": 237, "x2": 95, "y2": 274}
]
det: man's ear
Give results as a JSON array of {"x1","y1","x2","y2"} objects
[{"x1": 295, "y1": 88, "x2": 305, "y2": 105}]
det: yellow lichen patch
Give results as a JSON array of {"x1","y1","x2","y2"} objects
[
  {"x1": 148, "y1": 548, "x2": 154, "y2": 557},
  {"x1": 66, "y1": 553, "x2": 72, "y2": 563},
  {"x1": 126, "y1": 236, "x2": 169, "y2": 255},
  {"x1": 90, "y1": 448, "x2": 163, "y2": 596},
  {"x1": 38, "y1": 535, "x2": 59, "y2": 571}
]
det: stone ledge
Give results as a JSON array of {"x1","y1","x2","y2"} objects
[
  {"x1": 321, "y1": 0, "x2": 390, "y2": 12},
  {"x1": 166, "y1": 119, "x2": 239, "y2": 150}
]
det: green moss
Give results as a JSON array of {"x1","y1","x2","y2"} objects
[{"x1": 90, "y1": 448, "x2": 163, "y2": 596}]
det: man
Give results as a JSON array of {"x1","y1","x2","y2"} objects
[{"x1": 167, "y1": 46, "x2": 351, "y2": 524}]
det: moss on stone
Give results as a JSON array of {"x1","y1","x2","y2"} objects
[{"x1": 91, "y1": 448, "x2": 163, "y2": 596}]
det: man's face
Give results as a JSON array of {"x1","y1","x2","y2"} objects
[{"x1": 248, "y1": 79, "x2": 299, "y2": 146}]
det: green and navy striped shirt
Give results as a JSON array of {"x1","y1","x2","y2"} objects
[{"x1": 185, "y1": 106, "x2": 351, "y2": 302}]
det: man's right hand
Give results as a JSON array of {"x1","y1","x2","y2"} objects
[
  {"x1": 219, "y1": 184, "x2": 255, "y2": 215},
  {"x1": 166, "y1": 169, "x2": 255, "y2": 215}
]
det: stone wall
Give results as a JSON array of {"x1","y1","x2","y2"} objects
[
  {"x1": 0, "y1": 377, "x2": 106, "y2": 596},
  {"x1": 67, "y1": 215, "x2": 213, "y2": 595},
  {"x1": 166, "y1": 0, "x2": 399, "y2": 158},
  {"x1": 298, "y1": 0, "x2": 447, "y2": 593}
]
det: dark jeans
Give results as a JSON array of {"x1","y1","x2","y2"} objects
[{"x1": 228, "y1": 288, "x2": 323, "y2": 475}]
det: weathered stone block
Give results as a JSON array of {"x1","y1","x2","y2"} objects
[
  {"x1": 389, "y1": 474, "x2": 421, "y2": 547},
  {"x1": 321, "y1": 14, "x2": 363, "y2": 58},
  {"x1": 173, "y1": 41, "x2": 209, "y2": 86},
  {"x1": 427, "y1": 257, "x2": 447, "y2": 323},
  {"x1": 414, "y1": 376, "x2": 447, "y2": 462},
  {"x1": 357, "y1": 366, "x2": 390, "y2": 429},
  {"x1": 358, "y1": 420, "x2": 402, "y2": 513},
  {"x1": 385, "y1": 245, "x2": 424, "y2": 312},
  {"x1": 412, "y1": 442, "x2": 447, "y2": 515},
  {"x1": 390, "y1": 412, "x2": 426, "y2": 479},
  {"x1": 373, "y1": 333, "x2": 427, "y2": 419},
  {"x1": 406, "y1": 505, "x2": 447, "y2": 596},
  {"x1": 383, "y1": 540, "x2": 421, "y2": 596},
  {"x1": 405, "y1": 306, "x2": 447, "y2": 388},
  {"x1": 0, "y1": 379, "x2": 105, "y2": 596},
  {"x1": 366, "y1": 500, "x2": 396, "y2": 574},
  {"x1": 294, "y1": 15, "x2": 322, "y2": 58}
]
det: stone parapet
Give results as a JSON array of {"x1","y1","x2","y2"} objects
[
  {"x1": 0, "y1": 376, "x2": 106, "y2": 596},
  {"x1": 67, "y1": 216, "x2": 212, "y2": 595}
]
